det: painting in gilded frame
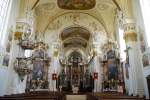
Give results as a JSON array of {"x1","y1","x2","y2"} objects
[
  {"x1": 142, "y1": 53, "x2": 149, "y2": 67},
  {"x1": 2, "y1": 54, "x2": 9, "y2": 67},
  {"x1": 139, "y1": 33, "x2": 146, "y2": 53},
  {"x1": 125, "y1": 63, "x2": 129, "y2": 79}
]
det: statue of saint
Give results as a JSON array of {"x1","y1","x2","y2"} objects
[
  {"x1": 84, "y1": 69, "x2": 91, "y2": 88},
  {"x1": 59, "y1": 69, "x2": 66, "y2": 87}
]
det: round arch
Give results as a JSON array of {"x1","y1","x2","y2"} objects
[
  {"x1": 43, "y1": 12, "x2": 108, "y2": 36},
  {"x1": 44, "y1": 12, "x2": 108, "y2": 45}
]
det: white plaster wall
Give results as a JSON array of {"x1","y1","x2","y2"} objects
[
  {"x1": 0, "y1": 49, "x2": 8, "y2": 96},
  {"x1": 0, "y1": 67, "x2": 8, "y2": 96}
]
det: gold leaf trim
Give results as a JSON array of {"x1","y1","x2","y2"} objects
[{"x1": 124, "y1": 32, "x2": 137, "y2": 42}]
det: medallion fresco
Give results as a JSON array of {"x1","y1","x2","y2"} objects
[{"x1": 57, "y1": 0, "x2": 96, "y2": 10}]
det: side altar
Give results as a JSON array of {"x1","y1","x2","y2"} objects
[{"x1": 13, "y1": 31, "x2": 51, "y2": 92}]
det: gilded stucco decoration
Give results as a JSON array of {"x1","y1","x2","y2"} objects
[
  {"x1": 124, "y1": 32, "x2": 137, "y2": 42},
  {"x1": 124, "y1": 23, "x2": 137, "y2": 42},
  {"x1": 35, "y1": 2, "x2": 55, "y2": 15},
  {"x1": 48, "y1": 20, "x2": 62, "y2": 30},
  {"x1": 97, "y1": 3, "x2": 109, "y2": 11}
]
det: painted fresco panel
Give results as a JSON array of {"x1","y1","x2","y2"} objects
[{"x1": 57, "y1": 0, "x2": 96, "y2": 10}]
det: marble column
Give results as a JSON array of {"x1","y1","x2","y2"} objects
[
  {"x1": 93, "y1": 52, "x2": 103, "y2": 92},
  {"x1": 118, "y1": 0, "x2": 145, "y2": 96},
  {"x1": 48, "y1": 56, "x2": 57, "y2": 91},
  {"x1": 49, "y1": 45, "x2": 60, "y2": 91},
  {"x1": 123, "y1": 19, "x2": 144, "y2": 96}
]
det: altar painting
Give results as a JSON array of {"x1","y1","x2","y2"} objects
[
  {"x1": 125, "y1": 63, "x2": 129, "y2": 79},
  {"x1": 108, "y1": 59, "x2": 118, "y2": 80},
  {"x1": 140, "y1": 34, "x2": 146, "y2": 53}
]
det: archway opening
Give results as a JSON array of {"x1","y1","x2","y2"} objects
[{"x1": 57, "y1": 27, "x2": 94, "y2": 92}]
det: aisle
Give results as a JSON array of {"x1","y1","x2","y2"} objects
[{"x1": 66, "y1": 95, "x2": 87, "y2": 100}]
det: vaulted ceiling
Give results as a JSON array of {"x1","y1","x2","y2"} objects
[
  {"x1": 22, "y1": 0, "x2": 123, "y2": 40},
  {"x1": 61, "y1": 27, "x2": 90, "y2": 41},
  {"x1": 19, "y1": 0, "x2": 128, "y2": 57}
]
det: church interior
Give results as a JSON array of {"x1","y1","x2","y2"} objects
[{"x1": 0, "y1": 0, "x2": 150, "y2": 100}]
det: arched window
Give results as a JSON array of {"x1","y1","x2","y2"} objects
[
  {"x1": 0, "y1": 0, "x2": 10, "y2": 41},
  {"x1": 140, "y1": 0, "x2": 150, "y2": 47}
]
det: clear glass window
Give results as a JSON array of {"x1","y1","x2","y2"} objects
[
  {"x1": 140, "y1": 0, "x2": 150, "y2": 47},
  {"x1": 0, "y1": 0, "x2": 10, "y2": 38}
]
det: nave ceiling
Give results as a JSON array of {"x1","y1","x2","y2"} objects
[
  {"x1": 18, "y1": 0, "x2": 129, "y2": 57},
  {"x1": 21, "y1": 0, "x2": 124, "y2": 38}
]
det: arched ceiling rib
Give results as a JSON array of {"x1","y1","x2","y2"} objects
[
  {"x1": 41, "y1": 11, "x2": 108, "y2": 36},
  {"x1": 43, "y1": 12, "x2": 108, "y2": 50}
]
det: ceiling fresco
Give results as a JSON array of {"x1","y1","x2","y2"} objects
[
  {"x1": 63, "y1": 38, "x2": 87, "y2": 48},
  {"x1": 57, "y1": 0, "x2": 96, "y2": 10},
  {"x1": 60, "y1": 27, "x2": 91, "y2": 41}
]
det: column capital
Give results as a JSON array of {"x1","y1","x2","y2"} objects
[
  {"x1": 124, "y1": 32, "x2": 137, "y2": 42},
  {"x1": 123, "y1": 19, "x2": 137, "y2": 42}
]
